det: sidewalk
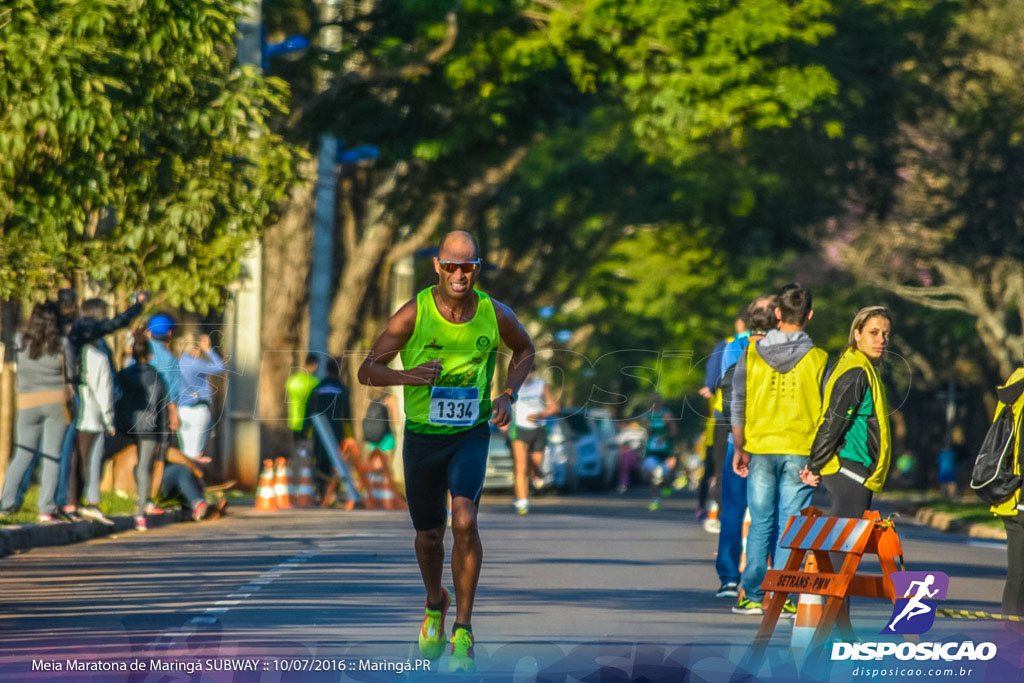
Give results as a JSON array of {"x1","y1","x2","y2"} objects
[
  {"x1": 878, "y1": 492, "x2": 1008, "y2": 540},
  {"x1": 0, "y1": 509, "x2": 191, "y2": 558}
]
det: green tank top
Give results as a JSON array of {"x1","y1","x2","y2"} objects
[{"x1": 400, "y1": 287, "x2": 500, "y2": 434}]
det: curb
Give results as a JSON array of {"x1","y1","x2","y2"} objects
[
  {"x1": 0, "y1": 508, "x2": 191, "y2": 558},
  {"x1": 913, "y1": 507, "x2": 1007, "y2": 540}
]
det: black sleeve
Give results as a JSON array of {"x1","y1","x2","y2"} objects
[
  {"x1": 720, "y1": 364, "x2": 737, "y2": 420},
  {"x1": 68, "y1": 302, "x2": 144, "y2": 346},
  {"x1": 303, "y1": 386, "x2": 320, "y2": 434},
  {"x1": 156, "y1": 375, "x2": 169, "y2": 436},
  {"x1": 336, "y1": 386, "x2": 352, "y2": 424},
  {"x1": 808, "y1": 368, "x2": 868, "y2": 474}
]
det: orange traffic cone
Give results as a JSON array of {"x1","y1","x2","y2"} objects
[
  {"x1": 294, "y1": 450, "x2": 315, "y2": 508},
  {"x1": 256, "y1": 459, "x2": 277, "y2": 512},
  {"x1": 365, "y1": 449, "x2": 406, "y2": 511},
  {"x1": 274, "y1": 456, "x2": 293, "y2": 509},
  {"x1": 791, "y1": 554, "x2": 825, "y2": 663},
  {"x1": 366, "y1": 470, "x2": 395, "y2": 510},
  {"x1": 703, "y1": 500, "x2": 721, "y2": 533}
]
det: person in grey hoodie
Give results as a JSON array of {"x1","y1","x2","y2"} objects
[
  {"x1": 729, "y1": 283, "x2": 829, "y2": 616},
  {"x1": 0, "y1": 303, "x2": 69, "y2": 522}
]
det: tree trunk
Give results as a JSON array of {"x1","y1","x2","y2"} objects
[
  {"x1": 258, "y1": 162, "x2": 316, "y2": 457},
  {"x1": 0, "y1": 300, "x2": 19, "y2": 491}
]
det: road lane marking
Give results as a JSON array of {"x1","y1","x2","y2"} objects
[{"x1": 145, "y1": 548, "x2": 322, "y2": 652}]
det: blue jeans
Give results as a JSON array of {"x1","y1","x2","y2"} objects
[
  {"x1": 715, "y1": 438, "x2": 748, "y2": 584},
  {"x1": 161, "y1": 463, "x2": 204, "y2": 508},
  {"x1": 740, "y1": 454, "x2": 814, "y2": 603},
  {"x1": 55, "y1": 395, "x2": 79, "y2": 507}
]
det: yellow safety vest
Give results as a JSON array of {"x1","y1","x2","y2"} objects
[
  {"x1": 744, "y1": 344, "x2": 828, "y2": 456},
  {"x1": 991, "y1": 368, "x2": 1024, "y2": 517},
  {"x1": 816, "y1": 348, "x2": 892, "y2": 492}
]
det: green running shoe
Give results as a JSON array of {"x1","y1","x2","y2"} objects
[
  {"x1": 448, "y1": 627, "x2": 476, "y2": 673},
  {"x1": 731, "y1": 597, "x2": 764, "y2": 615},
  {"x1": 418, "y1": 587, "x2": 451, "y2": 660},
  {"x1": 780, "y1": 598, "x2": 798, "y2": 619}
]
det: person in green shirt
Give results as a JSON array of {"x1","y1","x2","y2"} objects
[
  {"x1": 285, "y1": 353, "x2": 320, "y2": 443},
  {"x1": 358, "y1": 230, "x2": 534, "y2": 674}
]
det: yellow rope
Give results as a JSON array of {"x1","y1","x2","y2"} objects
[{"x1": 936, "y1": 609, "x2": 1024, "y2": 622}]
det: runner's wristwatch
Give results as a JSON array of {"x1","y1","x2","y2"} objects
[{"x1": 501, "y1": 388, "x2": 519, "y2": 404}]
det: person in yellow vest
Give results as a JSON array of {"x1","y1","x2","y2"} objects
[
  {"x1": 358, "y1": 230, "x2": 535, "y2": 673},
  {"x1": 285, "y1": 353, "x2": 320, "y2": 444},
  {"x1": 730, "y1": 283, "x2": 828, "y2": 616},
  {"x1": 802, "y1": 307, "x2": 893, "y2": 517},
  {"x1": 981, "y1": 368, "x2": 1024, "y2": 616}
]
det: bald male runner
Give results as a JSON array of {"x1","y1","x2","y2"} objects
[{"x1": 358, "y1": 230, "x2": 535, "y2": 673}]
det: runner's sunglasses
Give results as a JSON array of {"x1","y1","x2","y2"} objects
[{"x1": 438, "y1": 260, "x2": 481, "y2": 274}]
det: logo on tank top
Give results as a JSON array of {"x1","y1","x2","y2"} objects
[{"x1": 475, "y1": 335, "x2": 490, "y2": 351}]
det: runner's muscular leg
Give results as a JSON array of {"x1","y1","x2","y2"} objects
[
  {"x1": 450, "y1": 495, "x2": 482, "y2": 626},
  {"x1": 511, "y1": 439, "x2": 529, "y2": 501},
  {"x1": 415, "y1": 523, "x2": 447, "y2": 608}
]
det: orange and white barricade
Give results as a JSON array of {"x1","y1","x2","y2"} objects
[{"x1": 748, "y1": 507, "x2": 904, "y2": 667}]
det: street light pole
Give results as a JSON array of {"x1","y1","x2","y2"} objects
[
  {"x1": 308, "y1": 0, "x2": 344, "y2": 371},
  {"x1": 222, "y1": 0, "x2": 264, "y2": 488}
]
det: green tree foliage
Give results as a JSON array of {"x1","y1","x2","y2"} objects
[
  {"x1": 527, "y1": 0, "x2": 840, "y2": 163},
  {"x1": 0, "y1": 0, "x2": 300, "y2": 310},
  {"x1": 263, "y1": 0, "x2": 874, "y2": 357},
  {"x1": 823, "y1": 0, "x2": 1024, "y2": 377}
]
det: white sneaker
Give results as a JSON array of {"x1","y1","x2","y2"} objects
[
  {"x1": 514, "y1": 499, "x2": 529, "y2": 515},
  {"x1": 80, "y1": 506, "x2": 115, "y2": 526},
  {"x1": 703, "y1": 518, "x2": 721, "y2": 534}
]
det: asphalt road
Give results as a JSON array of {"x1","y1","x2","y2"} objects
[{"x1": 0, "y1": 489, "x2": 1019, "y2": 682}]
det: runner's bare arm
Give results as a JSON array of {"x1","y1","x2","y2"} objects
[
  {"x1": 529, "y1": 383, "x2": 561, "y2": 422},
  {"x1": 357, "y1": 300, "x2": 441, "y2": 387},
  {"x1": 491, "y1": 300, "x2": 535, "y2": 427}
]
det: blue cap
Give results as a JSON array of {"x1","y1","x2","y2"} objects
[{"x1": 147, "y1": 314, "x2": 176, "y2": 337}]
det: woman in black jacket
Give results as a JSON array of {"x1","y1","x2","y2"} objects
[
  {"x1": 114, "y1": 336, "x2": 167, "y2": 531},
  {"x1": 802, "y1": 307, "x2": 894, "y2": 517}
]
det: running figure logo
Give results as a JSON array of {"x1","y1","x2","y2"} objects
[{"x1": 883, "y1": 571, "x2": 950, "y2": 634}]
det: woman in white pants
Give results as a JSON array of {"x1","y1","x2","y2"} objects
[{"x1": 176, "y1": 332, "x2": 225, "y2": 464}]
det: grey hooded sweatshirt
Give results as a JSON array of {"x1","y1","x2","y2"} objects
[{"x1": 730, "y1": 329, "x2": 824, "y2": 429}]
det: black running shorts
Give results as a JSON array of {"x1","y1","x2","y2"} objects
[
  {"x1": 403, "y1": 422, "x2": 490, "y2": 530},
  {"x1": 512, "y1": 426, "x2": 547, "y2": 453}
]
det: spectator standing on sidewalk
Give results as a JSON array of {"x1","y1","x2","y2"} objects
[
  {"x1": 982, "y1": 367, "x2": 1024, "y2": 616},
  {"x1": 177, "y1": 332, "x2": 225, "y2": 465},
  {"x1": 803, "y1": 306, "x2": 894, "y2": 518},
  {"x1": 698, "y1": 309, "x2": 745, "y2": 522},
  {"x1": 115, "y1": 336, "x2": 169, "y2": 531},
  {"x1": 0, "y1": 303, "x2": 70, "y2": 522},
  {"x1": 68, "y1": 298, "x2": 122, "y2": 525},
  {"x1": 146, "y1": 314, "x2": 183, "y2": 440},
  {"x1": 709, "y1": 295, "x2": 775, "y2": 599},
  {"x1": 730, "y1": 283, "x2": 828, "y2": 617},
  {"x1": 62, "y1": 291, "x2": 147, "y2": 520}
]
